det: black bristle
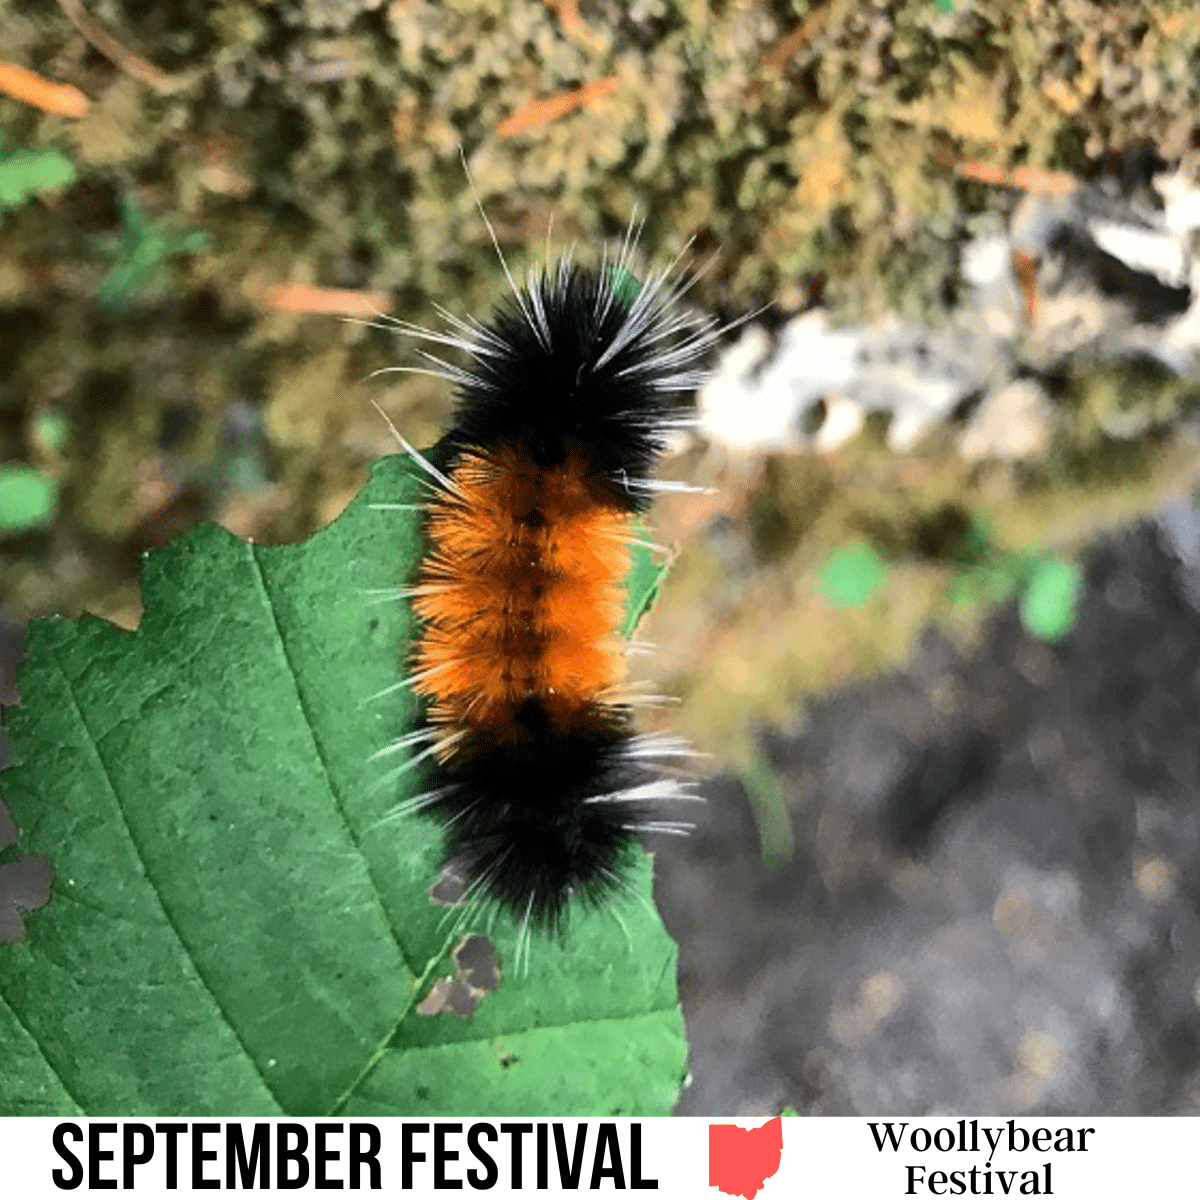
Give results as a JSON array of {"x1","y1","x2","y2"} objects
[
  {"x1": 426, "y1": 716, "x2": 649, "y2": 932},
  {"x1": 443, "y1": 263, "x2": 681, "y2": 510}
]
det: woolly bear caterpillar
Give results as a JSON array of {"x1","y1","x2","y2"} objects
[{"x1": 372, "y1": 204, "x2": 727, "y2": 944}]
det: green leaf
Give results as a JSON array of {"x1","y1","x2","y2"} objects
[
  {"x1": 1019, "y1": 555, "x2": 1080, "y2": 642},
  {"x1": 621, "y1": 527, "x2": 671, "y2": 640},
  {"x1": 0, "y1": 455, "x2": 685, "y2": 1116},
  {"x1": 0, "y1": 465, "x2": 57, "y2": 533},
  {"x1": 606, "y1": 267, "x2": 642, "y2": 306},
  {"x1": 817, "y1": 543, "x2": 887, "y2": 609},
  {"x1": 0, "y1": 148, "x2": 77, "y2": 214}
]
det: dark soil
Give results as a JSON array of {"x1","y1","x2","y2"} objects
[{"x1": 650, "y1": 508, "x2": 1200, "y2": 1115}]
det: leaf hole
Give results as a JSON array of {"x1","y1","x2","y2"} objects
[
  {"x1": 453, "y1": 932, "x2": 500, "y2": 993},
  {"x1": 415, "y1": 933, "x2": 501, "y2": 1019},
  {"x1": 428, "y1": 864, "x2": 468, "y2": 907}
]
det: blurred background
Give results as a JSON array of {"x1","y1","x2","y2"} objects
[{"x1": 2, "y1": 0, "x2": 1199, "y2": 1114}]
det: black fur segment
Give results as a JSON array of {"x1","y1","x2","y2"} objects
[
  {"x1": 442, "y1": 262, "x2": 683, "y2": 510},
  {"x1": 424, "y1": 714, "x2": 649, "y2": 932}
]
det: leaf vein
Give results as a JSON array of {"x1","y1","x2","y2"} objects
[
  {"x1": 54, "y1": 658, "x2": 285, "y2": 1113},
  {"x1": 0, "y1": 987, "x2": 86, "y2": 1113},
  {"x1": 244, "y1": 543, "x2": 418, "y2": 978}
]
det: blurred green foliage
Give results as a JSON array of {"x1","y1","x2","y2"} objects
[
  {"x1": 0, "y1": 465, "x2": 57, "y2": 533},
  {"x1": 821, "y1": 514, "x2": 1082, "y2": 642},
  {"x1": 94, "y1": 193, "x2": 210, "y2": 309},
  {"x1": 818, "y1": 543, "x2": 888, "y2": 609},
  {"x1": 947, "y1": 515, "x2": 1080, "y2": 641},
  {"x1": 0, "y1": 144, "x2": 76, "y2": 216},
  {"x1": 1020, "y1": 556, "x2": 1081, "y2": 642},
  {"x1": 740, "y1": 744, "x2": 796, "y2": 870}
]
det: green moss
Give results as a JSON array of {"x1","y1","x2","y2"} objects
[{"x1": 1, "y1": 0, "x2": 1198, "y2": 639}]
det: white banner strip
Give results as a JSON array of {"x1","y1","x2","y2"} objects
[{"x1": 0, "y1": 1115, "x2": 1190, "y2": 1197}]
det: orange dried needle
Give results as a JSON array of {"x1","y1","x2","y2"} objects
[
  {"x1": 762, "y1": 9, "x2": 824, "y2": 70},
  {"x1": 497, "y1": 76, "x2": 618, "y2": 138},
  {"x1": 956, "y1": 159, "x2": 1076, "y2": 197},
  {"x1": 0, "y1": 60, "x2": 89, "y2": 117},
  {"x1": 262, "y1": 283, "x2": 391, "y2": 318},
  {"x1": 543, "y1": 0, "x2": 605, "y2": 52}
]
